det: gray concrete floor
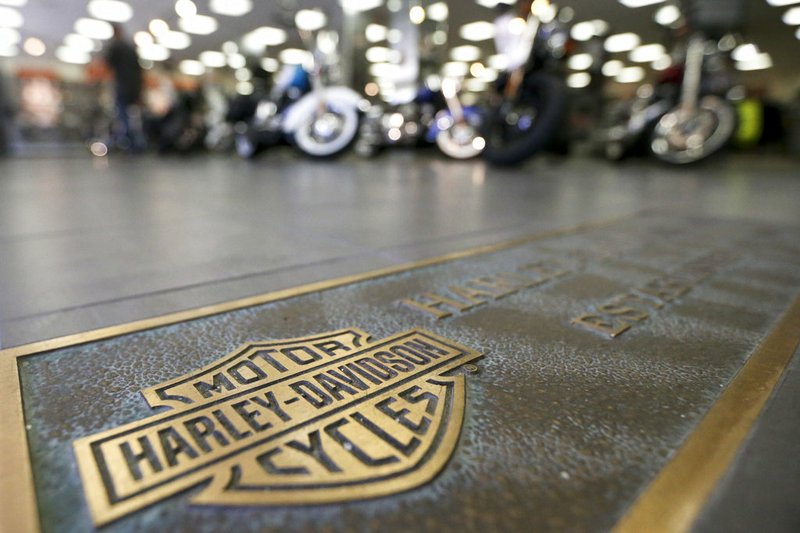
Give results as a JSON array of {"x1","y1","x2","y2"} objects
[
  {"x1": 2, "y1": 150, "x2": 799, "y2": 530},
  {"x1": 2, "y1": 151, "x2": 798, "y2": 348}
]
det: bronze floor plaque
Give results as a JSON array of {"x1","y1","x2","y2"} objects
[{"x1": 3, "y1": 212, "x2": 800, "y2": 532}]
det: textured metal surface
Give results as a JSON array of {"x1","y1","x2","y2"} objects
[{"x1": 18, "y1": 212, "x2": 800, "y2": 532}]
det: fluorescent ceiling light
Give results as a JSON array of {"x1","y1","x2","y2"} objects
[
  {"x1": 0, "y1": 27, "x2": 19, "y2": 47},
  {"x1": 369, "y1": 62, "x2": 399, "y2": 77},
  {"x1": 179, "y1": 59, "x2": 205, "y2": 76},
  {"x1": 137, "y1": 43, "x2": 169, "y2": 61},
  {"x1": 210, "y1": 0, "x2": 252, "y2": 17},
  {"x1": 442, "y1": 61, "x2": 469, "y2": 77},
  {"x1": 199, "y1": 50, "x2": 225, "y2": 67},
  {"x1": 159, "y1": 30, "x2": 191, "y2": 50},
  {"x1": 605, "y1": 32, "x2": 641, "y2": 53},
  {"x1": 783, "y1": 7, "x2": 800, "y2": 24},
  {"x1": 475, "y1": 0, "x2": 502, "y2": 7},
  {"x1": 149, "y1": 19, "x2": 168, "y2": 36},
  {"x1": 56, "y1": 46, "x2": 90, "y2": 64},
  {"x1": 652, "y1": 55, "x2": 672, "y2": 70},
  {"x1": 654, "y1": 5, "x2": 681, "y2": 26},
  {"x1": 134, "y1": 31, "x2": 152, "y2": 47},
  {"x1": 409, "y1": 5, "x2": 425, "y2": 24},
  {"x1": 222, "y1": 41, "x2": 237, "y2": 54},
  {"x1": 567, "y1": 53, "x2": 593, "y2": 70},
  {"x1": 463, "y1": 79, "x2": 487, "y2": 92},
  {"x1": 618, "y1": 0, "x2": 665, "y2": 7},
  {"x1": 339, "y1": 0, "x2": 382, "y2": 14},
  {"x1": 601, "y1": 59, "x2": 624, "y2": 77},
  {"x1": 450, "y1": 45, "x2": 481, "y2": 62},
  {"x1": 279, "y1": 48, "x2": 313, "y2": 66},
  {"x1": 0, "y1": 45, "x2": 17, "y2": 56},
  {"x1": 459, "y1": 21, "x2": 495, "y2": 41},
  {"x1": 235, "y1": 68, "x2": 251, "y2": 81},
  {"x1": 178, "y1": 15, "x2": 218, "y2": 35},
  {"x1": 174, "y1": 0, "x2": 196, "y2": 18},
  {"x1": 567, "y1": 72, "x2": 591, "y2": 88},
  {"x1": 365, "y1": 23, "x2": 387, "y2": 42},
  {"x1": 0, "y1": 0, "x2": 27, "y2": 6},
  {"x1": 732, "y1": 43, "x2": 759, "y2": 62},
  {"x1": 766, "y1": 0, "x2": 800, "y2": 5},
  {"x1": 366, "y1": 46, "x2": 400, "y2": 63},
  {"x1": 241, "y1": 26, "x2": 287, "y2": 54},
  {"x1": 88, "y1": 0, "x2": 132, "y2": 23},
  {"x1": 387, "y1": 28, "x2": 402, "y2": 44},
  {"x1": 736, "y1": 52, "x2": 773, "y2": 71},
  {"x1": 236, "y1": 81, "x2": 253, "y2": 95},
  {"x1": 23, "y1": 37, "x2": 45, "y2": 56},
  {"x1": 75, "y1": 18, "x2": 114, "y2": 40},
  {"x1": 570, "y1": 19, "x2": 608, "y2": 41},
  {"x1": 295, "y1": 9, "x2": 327, "y2": 31},
  {"x1": 64, "y1": 33, "x2": 95, "y2": 53},
  {"x1": 227, "y1": 52, "x2": 246, "y2": 69},
  {"x1": 0, "y1": 6, "x2": 23, "y2": 27},
  {"x1": 261, "y1": 57, "x2": 279, "y2": 72},
  {"x1": 488, "y1": 54, "x2": 508, "y2": 70},
  {"x1": 427, "y1": 2, "x2": 448, "y2": 22},
  {"x1": 615, "y1": 66, "x2": 645, "y2": 83},
  {"x1": 630, "y1": 43, "x2": 666, "y2": 62}
]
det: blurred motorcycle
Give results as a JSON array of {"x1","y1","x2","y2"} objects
[
  {"x1": 605, "y1": 0, "x2": 741, "y2": 164},
  {"x1": 481, "y1": 0, "x2": 568, "y2": 166},
  {"x1": 235, "y1": 29, "x2": 362, "y2": 159},
  {"x1": 428, "y1": 78, "x2": 485, "y2": 159}
]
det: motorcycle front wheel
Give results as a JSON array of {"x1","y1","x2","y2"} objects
[
  {"x1": 436, "y1": 121, "x2": 484, "y2": 160},
  {"x1": 482, "y1": 72, "x2": 566, "y2": 166},
  {"x1": 293, "y1": 103, "x2": 359, "y2": 158},
  {"x1": 649, "y1": 95, "x2": 736, "y2": 165}
]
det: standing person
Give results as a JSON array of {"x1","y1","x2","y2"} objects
[{"x1": 105, "y1": 24, "x2": 143, "y2": 152}]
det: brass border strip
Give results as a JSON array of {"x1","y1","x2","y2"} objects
[
  {"x1": 613, "y1": 295, "x2": 800, "y2": 533},
  {"x1": 0, "y1": 213, "x2": 635, "y2": 533}
]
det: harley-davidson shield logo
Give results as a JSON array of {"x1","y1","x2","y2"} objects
[{"x1": 73, "y1": 328, "x2": 482, "y2": 525}]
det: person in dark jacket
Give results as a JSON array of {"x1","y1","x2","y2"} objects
[{"x1": 105, "y1": 24, "x2": 144, "y2": 151}]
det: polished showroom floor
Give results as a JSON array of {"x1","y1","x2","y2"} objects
[
  {"x1": 2, "y1": 150, "x2": 798, "y2": 348},
  {"x1": 2, "y1": 150, "x2": 799, "y2": 531}
]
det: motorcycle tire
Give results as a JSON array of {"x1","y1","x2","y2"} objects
[
  {"x1": 293, "y1": 103, "x2": 359, "y2": 158},
  {"x1": 436, "y1": 123, "x2": 484, "y2": 160},
  {"x1": 482, "y1": 72, "x2": 566, "y2": 166},
  {"x1": 649, "y1": 95, "x2": 736, "y2": 165}
]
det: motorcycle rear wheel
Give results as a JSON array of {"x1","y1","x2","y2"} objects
[
  {"x1": 650, "y1": 95, "x2": 736, "y2": 165},
  {"x1": 436, "y1": 122, "x2": 484, "y2": 160},
  {"x1": 482, "y1": 72, "x2": 566, "y2": 166},
  {"x1": 294, "y1": 104, "x2": 359, "y2": 158}
]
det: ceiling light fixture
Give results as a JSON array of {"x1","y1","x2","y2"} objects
[
  {"x1": 618, "y1": 0, "x2": 665, "y2": 7},
  {"x1": 0, "y1": 27, "x2": 20, "y2": 47},
  {"x1": 23, "y1": 37, "x2": 45, "y2": 56},
  {"x1": 567, "y1": 53, "x2": 593, "y2": 70},
  {"x1": 295, "y1": 9, "x2": 327, "y2": 32},
  {"x1": 0, "y1": 6, "x2": 23, "y2": 27},
  {"x1": 570, "y1": 19, "x2": 608, "y2": 41},
  {"x1": 601, "y1": 59, "x2": 624, "y2": 77},
  {"x1": 630, "y1": 43, "x2": 666, "y2": 62},
  {"x1": 427, "y1": 2, "x2": 448, "y2": 22},
  {"x1": 56, "y1": 46, "x2": 90, "y2": 64},
  {"x1": 339, "y1": 0, "x2": 383, "y2": 14},
  {"x1": 174, "y1": 0, "x2": 196, "y2": 18},
  {"x1": 567, "y1": 72, "x2": 591, "y2": 88},
  {"x1": 75, "y1": 18, "x2": 114, "y2": 40},
  {"x1": 783, "y1": 7, "x2": 800, "y2": 24},
  {"x1": 450, "y1": 45, "x2": 481, "y2": 62},
  {"x1": 64, "y1": 33, "x2": 95, "y2": 53},
  {"x1": 88, "y1": 0, "x2": 133, "y2": 23},
  {"x1": 199, "y1": 51, "x2": 226, "y2": 67},
  {"x1": 365, "y1": 24, "x2": 387, "y2": 42},
  {"x1": 209, "y1": 0, "x2": 252, "y2": 17},
  {"x1": 159, "y1": 30, "x2": 191, "y2": 50},
  {"x1": 179, "y1": 59, "x2": 205, "y2": 76},
  {"x1": 615, "y1": 66, "x2": 645, "y2": 83},
  {"x1": 137, "y1": 43, "x2": 169, "y2": 61},
  {"x1": 735, "y1": 52, "x2": 773, "y2": 71},
  {"x1": 459, "y1": 21, "x2": 495, "y2": 41},
  {"x1": 654, "y1": 5, "x2": 681, "y2": 26},
  {"x1": 605, "y1": 32, "x2": 641, "y2": 53},
  {"x1": 178, "y1": 15, "x2": 218, "y2": 35},
  {"x1": 241, "y1": 26, "x2": 287, "y2": 54}
]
